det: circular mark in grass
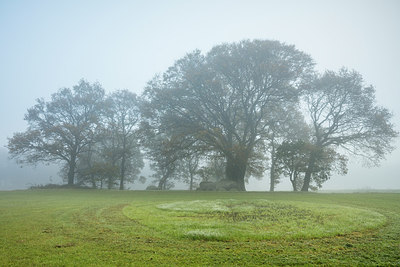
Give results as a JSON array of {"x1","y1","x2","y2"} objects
[{"x1": 123, "y1": 199, "x2": 385, "y2": 241}]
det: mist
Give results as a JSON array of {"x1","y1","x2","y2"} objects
[{"x1": 1, "y1": 0, "x2": 399, "y2": 191}]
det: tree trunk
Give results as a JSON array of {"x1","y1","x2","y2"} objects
[
  {"x1": 119, "y1": 154, "x2": 126, "y2": 190},
  {"x1": 119, "y1": 137, "x2": 127, "y2": 190},
  {"x1": 290, "y1": 171, "x2": 298, "y2": 191},
  {"x1": 301, "y1": 153, "x2": 316, "y2": 192},
  {"x1": 90, "y1": 174, "x2": 96, "y2": 189},
  {"x1": 107, "y1": 177, "x2": 113, "y2": 189},
  {"x1": 289, "y1": 172, "x2": 295, "y2": 191},
  {"x1": 67, "y1": 154, "x2": 76, "y2": 185},
  {"x1": 189, "y1": 173, "x2": 194, "y2": 191},
  {"x1": 158, "y1": 175, "x2": 167, "y2": 190},
  {"x1": 67, "y1": 165, "x2": 75, "y2": 185},
  {"x1": 269, "y1": 138, "x2": 276, "y2": 192},
  {"x1": 225, "y1": 156, "x2": 247, "y2": 191}
]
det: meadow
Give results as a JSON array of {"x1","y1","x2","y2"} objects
[{"x1": 0, "y1": 190, "x2": 399, "y2": 266}]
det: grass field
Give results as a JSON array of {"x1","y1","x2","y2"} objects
[{"x1": 0, "y1": 190, "x2": 399, "y2": 266}]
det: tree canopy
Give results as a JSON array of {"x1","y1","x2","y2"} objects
[
  {"x1": 300, "y1": 69, "x2": 398, "y2": 191},
  {"x1": 143, "y1": 40, "x2": 314, "y2": 190},
  {"x1": 8, "y1": 80, "x2": 105, "y2": 185},
  {"x1": 7, "y1": 40, "x2": 398, "y2": 191}
]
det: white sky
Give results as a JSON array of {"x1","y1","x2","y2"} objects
[{"x1": 1, "y1": 0, "x2": 399, "y2": 190}]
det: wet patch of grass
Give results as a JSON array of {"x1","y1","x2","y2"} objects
[{"x1": 124, "y1": 199, "x2": 385, "y2": 241}]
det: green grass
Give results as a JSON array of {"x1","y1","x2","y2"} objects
[
  {"x1": 0, "y1": 190, "x2": 399, "y2": 266},
  {"x1": 124, "y1": 199, "x2": 384, "y2": 241}
]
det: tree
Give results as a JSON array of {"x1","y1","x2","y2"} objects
[
  {"x1": 106, "y1": 90, "x2": 143, "y2": 190},
  {"x1": 75, "y1": 90, "x2": 144, "y2": 190},
  {"x1": 76, "y1": 160, "x2": 119, "y2": 189},
  {"x1": 275, "y1": 140, "x2": 347, "y2": 191},
  {"x1": 7, "y1": 80, "x2": 105, "y2": 185},
  {"x1": 275, "y1": 140, "x2": 309, "y2": 191},
  {"x1": 75, "y1": 142, "x2": 99, "y2": 188},
  {"x1": 146, "y1": 135, "x2": 180, "y2": 190},
  {"x1": 265, "y1": 104, "x2": 310, "y2": 191},
  {"x1": 197, "y1": 154, "x2": 226, "y2": 183},
  {"x1": 310, "y1": 147, "x2": 348, "y2": 189},
  {"x1": 95, "y1": 116, "x2": 121, "y2": 189},
  {"x1": 143, "y1": 40, "x2": 313, "y2": 191},
  {"x1": 139, "y1": 108, "x2": 183, "y2": 190},
  {"x1": 300, "y1": 69, "x2": 398, "y2": 191},
  {"x1": 176, "y1": 153, "x2": 201, "y2": 191}
]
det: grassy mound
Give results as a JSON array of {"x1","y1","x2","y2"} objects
[{"x1": 123, "y1": 199, "x2": 385, "y2": 241}]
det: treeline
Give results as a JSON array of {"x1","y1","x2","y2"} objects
[
  {"x1": 8, "y1": 40, "x2": 398, "y2": 191},
  {"x1": 8, "y1": 85, "x2": 143, "y2": 189}
]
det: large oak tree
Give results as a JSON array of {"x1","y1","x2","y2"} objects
[{"x1": 143, "y1": 40, "x2": 313, "y2": 190}]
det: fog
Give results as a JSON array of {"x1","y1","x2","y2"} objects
[{"x1": 1, "y1": 0, "x2": 399, "y2": 191}]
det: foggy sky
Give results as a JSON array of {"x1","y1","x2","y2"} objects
[{"x1": 1, "y1": 0, "x2": 399, "y2": 190}]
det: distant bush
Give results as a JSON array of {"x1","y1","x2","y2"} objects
[
  {"x1": 197, "y1": 180, "x2": 240, "y2": 191},
  {"x1": 29, "y1": 184, "x2": 92, "y2": 189},
  {"x1": 146, "y1": 185, "x2": 159, "y2": 190}
]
